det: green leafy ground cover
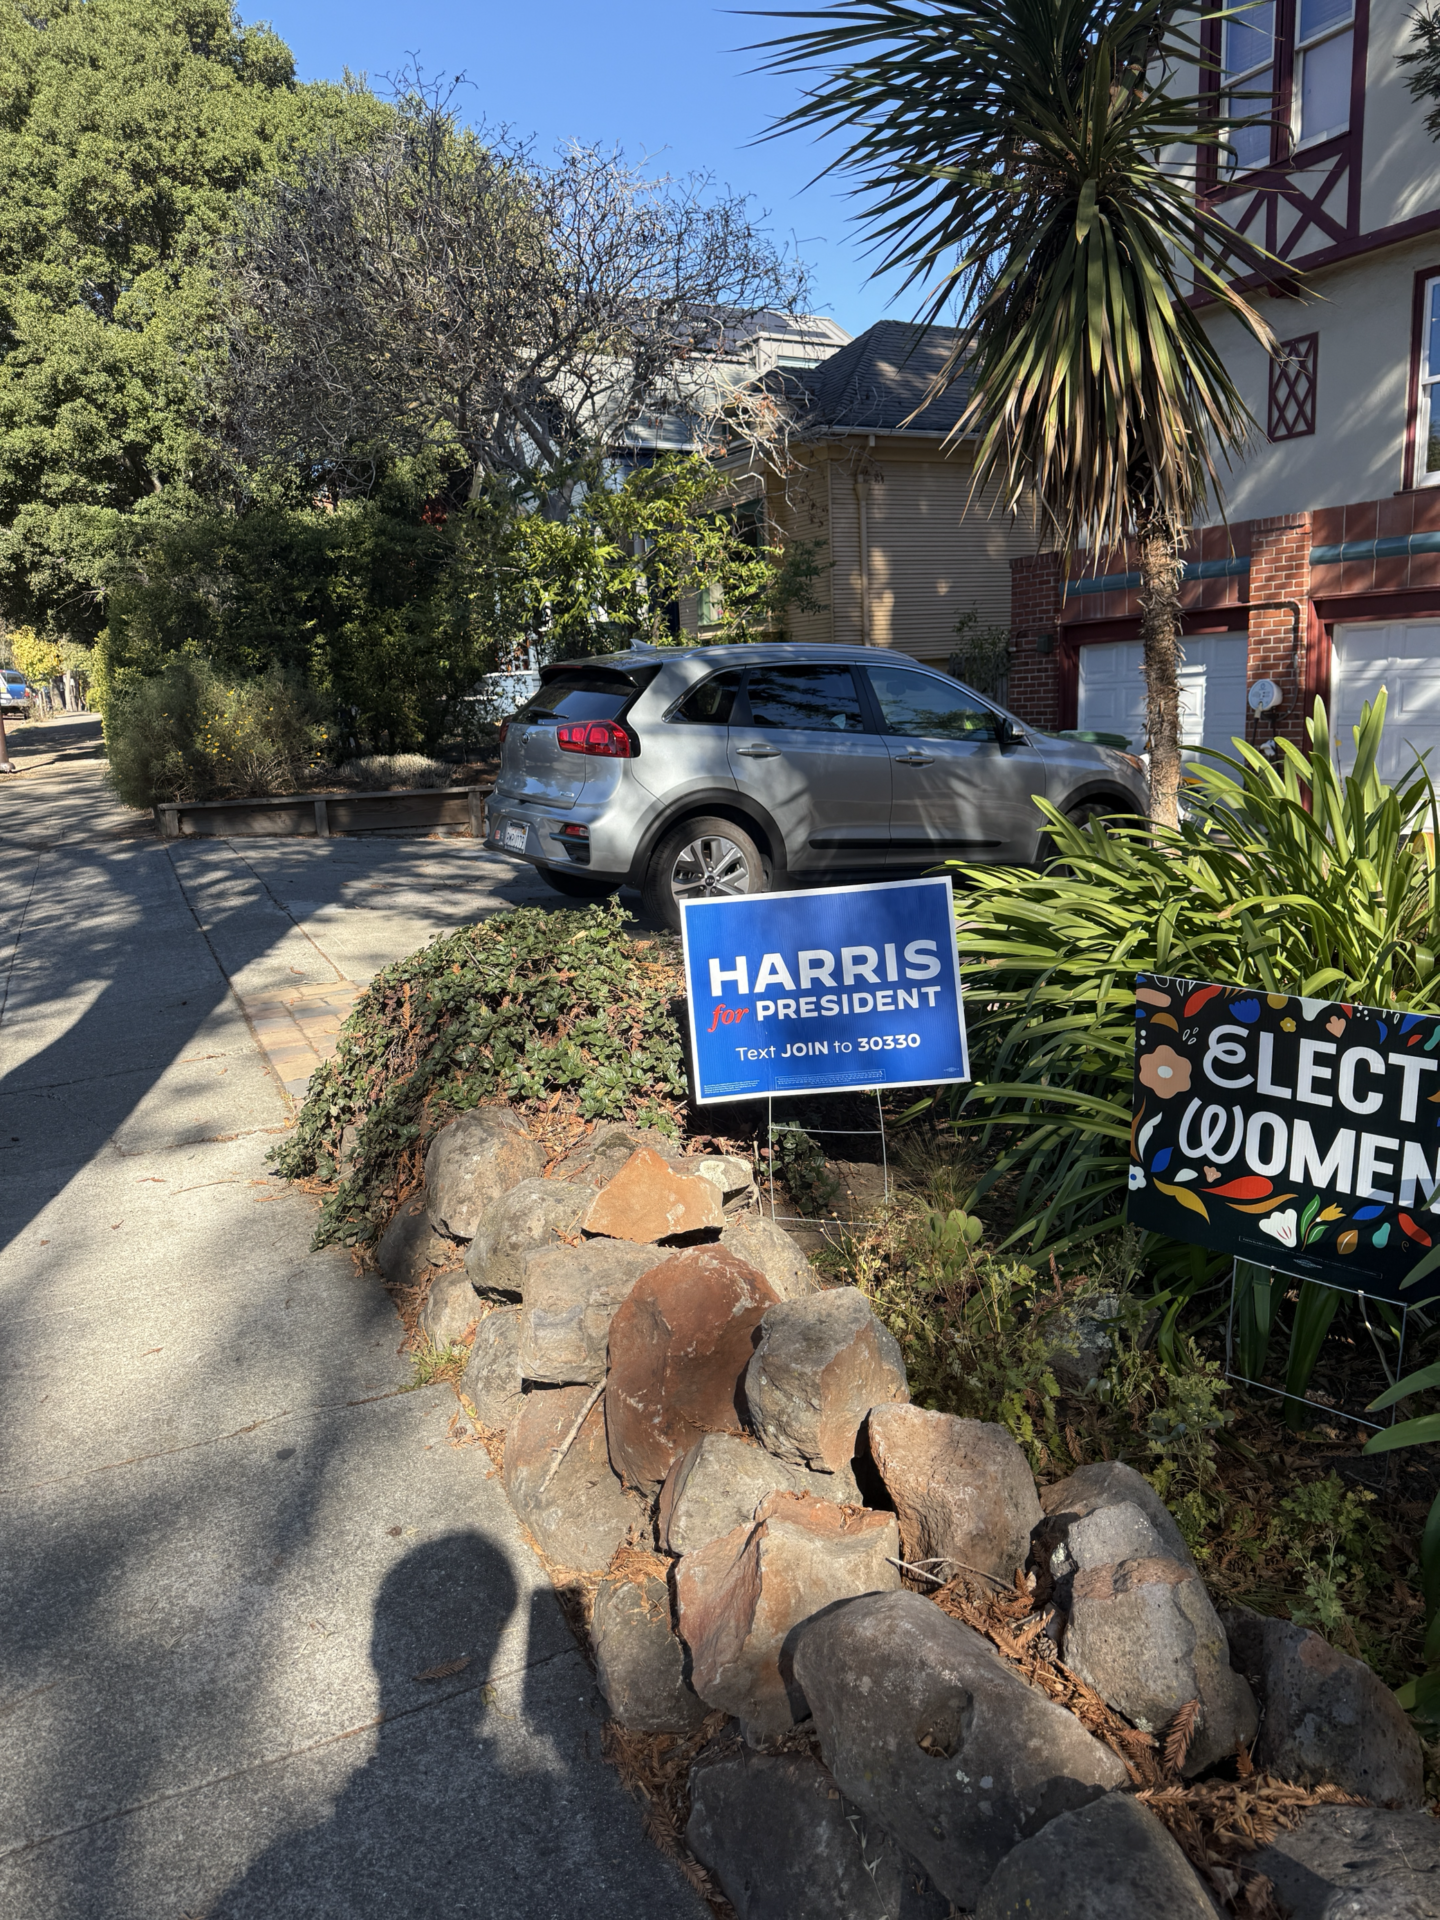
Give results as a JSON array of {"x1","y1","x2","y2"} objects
[{"x1": 271, "y1": 900, "x2": 687, "y2": 1245}]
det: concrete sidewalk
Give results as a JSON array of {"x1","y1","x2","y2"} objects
[{"x1": 0, "y1": 772, "x2": 701, "y2": 1918}]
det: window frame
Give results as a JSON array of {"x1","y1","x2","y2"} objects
[
  {"x1": 1292, "y1": 0, "x2": 1357, "y2": 151},
  {"x1": 1408, "y1": 270, "x2": 1440, "y2": 492},
  {"x1": 1267, "y1": 332, "x2": 1320, "y2": 441},
  {"x1": 1220, "y1": 0, "x2": 1279, "y2": 177},
  {"x1": 1202, "y1": 0, "x2": 1362, "y2": 185}
]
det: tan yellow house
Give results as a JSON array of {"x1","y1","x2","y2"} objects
[{"x1": 687, "y1": 321, "x2": 1040, "y2": 669}]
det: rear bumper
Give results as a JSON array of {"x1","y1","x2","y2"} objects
[{"x1": 484, "y1": 803, "x2": 632, "y2": 882}]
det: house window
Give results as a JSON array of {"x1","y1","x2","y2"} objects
[
  {"x1": 1223, "y1": 0, "x2": 1277, "y2": 172},
  {"x1": 1417, "y1": 277, "x2": 1440, "y2": 487},
  {"x1": 1295, "y1": 0, "x2": 1355, "y2": 146},
  {"x1": 1212, "y1": 0, "x2": 1358, "y2": 176},
  {"x1": 1268, "y1": 334, "x2": 1319, "y2": 439}
]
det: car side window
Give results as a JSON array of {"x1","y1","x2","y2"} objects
[
  {"x1": 672, "y1": 670, "x2": 742, "y2": 724},
  {"x1": 742, "y1": 666, "x2": 866, "y2": 733},
  {"x1": 866, "y1": 666, "x2": 996, "y2": 741}
]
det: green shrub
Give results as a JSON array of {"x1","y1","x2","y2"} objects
[
  {"x1": 272, "y1": 900, "x2": 687, "y2": 1247},
  {"x1": 946, "y1": 694, "x2": 1440, "y2": 1254},
  {"x1": 104, "y1": 658, "x2": 328, "y2": 807}
]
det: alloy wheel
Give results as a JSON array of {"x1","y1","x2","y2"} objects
[{"x1": 669, "y1": 834, "x2": 753, "y2": 899}]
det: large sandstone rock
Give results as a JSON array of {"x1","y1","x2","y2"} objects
[
  {"x1": 658, "y1": 1433, "x2": 859, "y2": 1555},
  {"x1": 719, "y1": 1216, "x2": 819, "y2": 1302},
  {"x1": 687, "y1": 1749, "x2": 951, "y2": 1920},
  {"x1": 791, "y1": 1590, "x2": 1128, "y2": 1910},
  {"x1": 425, "y1": 1108, "x2": 544, "y2": 1240},
  {"x1": 502, "y1": 1383, "x2": 644, "y2": 1572},
  {"x1": 459, "y1": 1306, "x2": 524, "y2": 1431},
  {"x1": 605, "y1": 1247, "x2": 778, "y2": 1492},
  {"x1": 1248, "y1": 1806, "x2": 1440, "y2": 1918},
  {"x1": 675, "y1": 1491, "x2": 899, "y2": 1737},
  {"x1": 463, "y1": 1177, "x2": 596, "y2": 1297},
  {"x1": 867, "y1": 1405, "x2": 1041, "y2": 1586},
  {"x1": 745, "y1": 1288, "x2": 908, "y2": 1477},
  {"x1": 591, "y1": 1572, "x2": 708, "y2": 1734},
  {"x1": 1224, "y1": 1607, "x2": 1424, "y2": 1806},
  {"x1": 517, "y1": 1238, "x2": 659, "y2": 1385},
  {"x1": 1064, "y1": 1557, "x2": 1256, "y2": 1775},
  {"x1": 584, "y1": 1146, "x2": 724, "y2": 1244},
  {"x1": 376, "y1": 1199, "x2": 450, "y2": 1288},
  {"x1": 974, "y1": 1789, "x2": 1216, "y2": 1919},
  {"x1": 1039, "y1": 1461, "x2": 1195, "y2": 1573},
  {"x1": 416, "y1": 1267, "x2": 481, "y2": 1348}
]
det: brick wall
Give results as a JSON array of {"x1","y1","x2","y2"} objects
[
  {"x1": 1245, "y1": 515, "x2": 1311, "y2": 750},
  {"x1": 1007, "y1": 551, "x2": 1064, "y2": 728},
  {"x1": 1006, "y1": 516, "x2": 1318, "y2": 745}
]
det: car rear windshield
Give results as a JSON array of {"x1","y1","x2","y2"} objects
[{"x1": 517, "y1": 673, "x2": 635, "y2": 724}]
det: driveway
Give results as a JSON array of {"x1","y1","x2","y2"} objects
[{"x1": 0, "y1": 746, "x2": 701, "y2": 1919}]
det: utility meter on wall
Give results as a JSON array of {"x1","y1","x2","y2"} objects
[{"x1": 1247, "y1": 678, "x2": 1282, "y2": 714}]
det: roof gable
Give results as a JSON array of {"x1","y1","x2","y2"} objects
[{"x1": 783, "y1": 319, "x2": 973, "y2": 435}]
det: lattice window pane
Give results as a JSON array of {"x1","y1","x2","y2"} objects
[{"x1": 1268, "y1": 333, "x2": 1319, "y2": 440}]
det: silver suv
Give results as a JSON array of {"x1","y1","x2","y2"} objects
[{"x1": 486, "y1": 643, "x2": 1148, "y2": 928}]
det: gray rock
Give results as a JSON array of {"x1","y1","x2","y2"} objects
[
  {"x1": 692, "y1": 1154, "x2": 759, "y2": 1214},
  {"x1": 745, "y1": 1288, "x2": 909, "y2": 1476},
  {"x1": 425, "y1": 1107, "x2": 544, "y2": 1240},
  {"x1": 1224, "y1": 1607, "x2": 1424, "y2": 1807},
  {"x1": 974, "y1": 1788, "x2": 1216, "y2": 1919},
  {"x1": 459, "y1": 1307, "x2": 524, "y2": 1431},
  {"x1": 1039, "y1": 1500, "x2": 1175, "y2": 1612},
  {"x1": 1042, "y1": 1292, "x2": 1123, "y2": 1395},
  {"x1": 463, "y1": 1177, "x2": 596, "y2": 1297},
  {"x1": 502, "y1": 1382, "x2": 646, "y2": 1573},
  {"x1": 867, "y1": 1404, "x2": 1042, "y2": 1587},
  {"x1": 687, "y1": 1749, "x2": 951, "y2": 1920},
  {"x1": 591, "y1": 1573, "x2": 709, "y2": 1733},
  {"x1": 1039, "y1": 1461, "x2": 1195, "y2": 1572},
  {"x1": 658, "y1": 1433, "x2": 859, "y2": 1555},
  {"x1": 1248, "y1": 1805, "x2": 1440, "y2": 1919},
  {"x1": 719, "y1": 1215, "x2": 820, "y2": 1302},
  {"x1": 551, "y1": 1123, "x2": 674, "y2": 1187},
  {"x1": 517, "y1": 1238, "x2": 660, "y2": 1385},
  {"x1": 376, "y1": 1199, "x2": 450, "y2": 1288},
  {"x1": 1064, "y1": 1558, "x2": 1256, "y2": 1775},
  {"x1": 791, "y1": 1590, "x2": 1128, "y2": 1909},
  {"x1": 416, "y1": 1267, "x2": 481, "y2": 1347}
]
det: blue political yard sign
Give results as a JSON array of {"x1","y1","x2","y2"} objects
[{"x1": 680, "y1": 876, "x2": 969, "y2": 1104}]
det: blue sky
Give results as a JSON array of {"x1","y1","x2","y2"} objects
[{"x1": 259, "y1": 0, "x2": 914, "y2": 338}]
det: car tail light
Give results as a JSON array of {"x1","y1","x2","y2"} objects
[
  {"x1": 556, "y1": 720, "x2": 633, "y2": 757},
  {"x1": 498, "y1": 719, "x2": 510, "y2": 745}
]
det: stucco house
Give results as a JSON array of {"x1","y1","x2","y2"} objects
[{"x1": 1008, "y1": 0, "x2": 1440, "y2": 779}]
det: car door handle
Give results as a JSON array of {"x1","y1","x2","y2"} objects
[
  {"x1": 735, "y1": 744, "x2": 781, "y2": 758},
  {"x1": 894, "y1": 751, "x2": 935, "y2": 766}
]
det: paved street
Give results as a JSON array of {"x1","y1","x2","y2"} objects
[{"x1": 0, "y1": 736, "x2": 702, "y2": 1919}]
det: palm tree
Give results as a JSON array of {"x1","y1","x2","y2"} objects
[{"x1": 758, "y1": 0, "x2": 1279, "y2": 828}]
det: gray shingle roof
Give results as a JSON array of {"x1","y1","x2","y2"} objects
[{"x1": 782, "y1": 320, "x2": 974, "y2": 435}]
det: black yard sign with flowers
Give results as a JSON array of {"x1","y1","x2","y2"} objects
[{"x1": 1127, "y1": 973, "x2": 1440, "y2": 1306}]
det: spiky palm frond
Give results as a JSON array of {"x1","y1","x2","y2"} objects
[{"x1": 756, "y1": 0, "x2": 1277, "y2": 549}]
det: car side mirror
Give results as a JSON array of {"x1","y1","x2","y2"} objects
[{"x1": 996, "y1": 717, "x2": 1026, "y2": 748}]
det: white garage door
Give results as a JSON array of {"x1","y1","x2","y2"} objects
[
  {"x1": 1333, "y1": 622, "x2": 1440, "y2": 786},
  {"x1": 1076, "y1": 636, "x2": 1249, "y2": 758}
]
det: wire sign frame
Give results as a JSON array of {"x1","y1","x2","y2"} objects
[{"x1": 1222, "y1": 1259, "x2": 1410, "y2": 1432}]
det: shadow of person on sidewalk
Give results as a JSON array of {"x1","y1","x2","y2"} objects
[{"x1": 214, "y1": 1529, "x2": 534, "y2": 1920}]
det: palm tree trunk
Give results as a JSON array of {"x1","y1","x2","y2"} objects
[{"x1": 1137, "y1": 518, "x2": 1184, "y2": 831}]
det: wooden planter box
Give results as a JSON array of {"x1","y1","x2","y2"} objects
[{"x1": 154, "y1": 785, "x2": 490, "y2": 841}]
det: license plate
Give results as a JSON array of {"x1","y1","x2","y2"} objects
[{"x1": 503, "y1": 822, "x2": 528, "y2": 853}]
